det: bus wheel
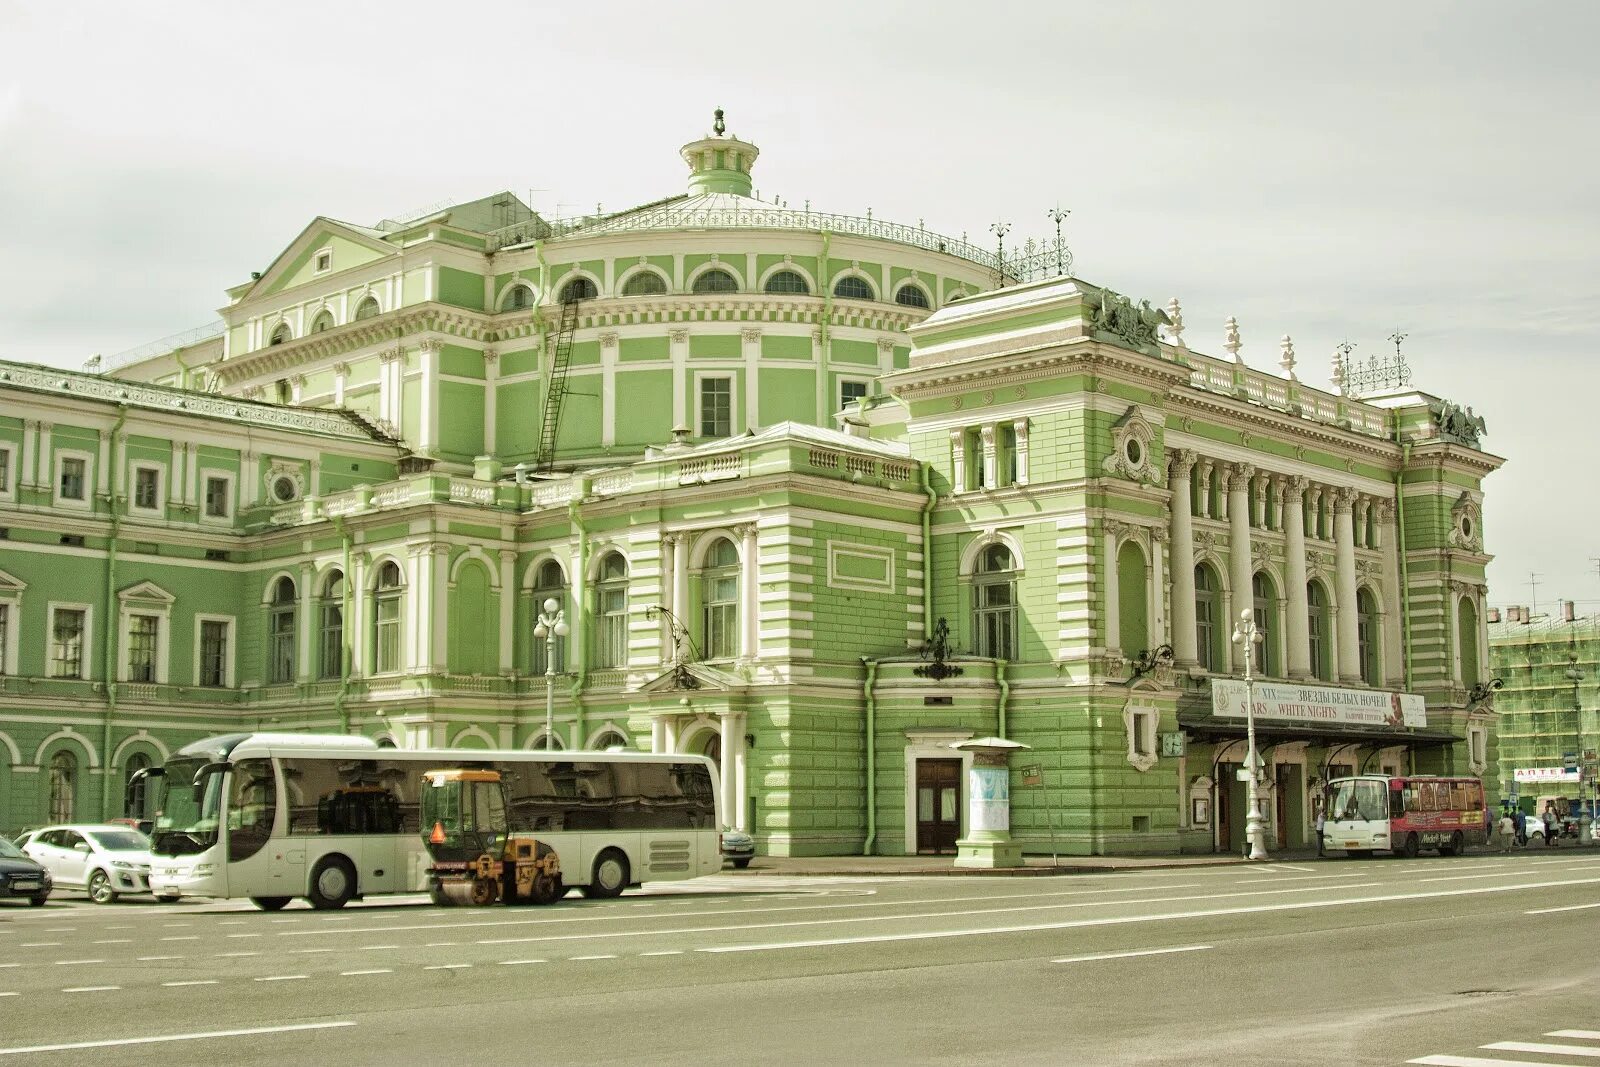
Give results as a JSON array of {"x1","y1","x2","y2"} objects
[
  {"x1": 307, "y1": 856, "x2": 356, "y2": 910},
  {"x1": 250, "y1": 896, "x2": 291, "y2": 912},
  {"x1": 1439, "y1": 831, "x2": 1464, "y2": 857},
  {"x1": 1401, "y1": 833, "x2": 1420, "y2": 859},
  {"x1": 582, "y1": 849, "x2": 629, "y2": 899}
]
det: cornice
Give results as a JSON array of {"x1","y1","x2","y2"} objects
[
  {"x1": 1168, "y1": 389, "x2": 1401, "y2": 462},
  {"x1": 888, "y1": 338, "x2": 1190, "y2": 400}
]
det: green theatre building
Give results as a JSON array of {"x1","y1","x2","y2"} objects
[{"x1": 0, "y1": 116, "x2": 1505, "y2": 856}]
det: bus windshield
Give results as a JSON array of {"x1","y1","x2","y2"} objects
[
  {"x1": 151, "y1": 756, "x2": 225, "y2": 857},
  {"x1": 1328, "y1": 779, "x2": 1388, "y2": 822}
]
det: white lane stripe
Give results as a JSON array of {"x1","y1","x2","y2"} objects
[
  {"x1": 1410, "y1": 1057, "x2": 1573, "y2": 1066},
  {"x1": 226, "y1": 933, "x2": 262, "y2": 939},
  {"x1": 1485, "y1": 1041, "x2": 1600, "y2": 1058},
  {"x1": 1052, "y1": 945, "x2": 1212, "y2": 964},
  {"x1": 215, "y1": 952, "x2": 259, "y2": 958},
  {"x1": 701, "y1": 873, "x2": 1600, "y2": 954},
  {"x1": 162, "y1": 980, "x2": 219, "y2": 987},
  {"x1": 92, "y1": 939, "x2": 131, "y2": 945},
  {"x1": 497, "y1": 959, "x2": 547, "y2": 966},
  {"x1": 359, "y1": 945, "x2": 400, "y2": 950},
  {"x1": 570, "y1": 955, "x2": 618, "y2": 961},
  {"x1": 1274, "y1": 865, "x2": 1314, "y2": 873},
  {"x1": 1550, "y1": 1031, "x2": 1600, "y2": 1039},
  {"x1": 423, "y1": 964, "x2": 471, "y2": 970},
  {"x1": 0, "y1": 965, "x2": 16, "y2": 970},
  {"x1": 253, "y1": 975, "x2": 307, "y2": 982},
  {"x1": 62, "y1": 986, "x2": 120, "y2": 993},
  {"x1": 340, "y1": 969, "x2": 393, "y2": 976},
  {"x1": 1525, "y1": 902, "x2": 1600, "y2": 915},
  {"x1": 0, "y1": 1021, "x2": 356, "y2": 1057},
  {"x1": 160, "y1": 936, "x2": 199, "y2": 941},
  {"x1": 137, "y1": 955, "x2": 182, "y2": 961},
  {"x1": 292, "y1": 948, "x2": 335, "y2": 954},
  {"x1": 20, "y1": 943, "x2": 60, "y2": 948},
  {"x1": 0, "y1": 993, "x2": 17, "y2": 998},
  {"x1": 639, "y1": 950, "x2": 683, "y2": 957},
  {"x1": 53, "y1": 959, "x2": 103, "y2": 966}
]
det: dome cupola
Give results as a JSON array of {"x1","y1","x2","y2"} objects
[{"x1": 679, "y1": 108, "x2": 759, "y2": 198}]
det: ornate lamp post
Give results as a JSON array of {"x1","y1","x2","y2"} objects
[
  {"x1": 1565, "y1": 653, "x2": 1590, "y2": 844},
  {"x1": 1231, "y1": 607, "x2": 1269, "y2": 861},
  {"x1": 533, "y1": 597, "x2": 568, "y2": 748}
]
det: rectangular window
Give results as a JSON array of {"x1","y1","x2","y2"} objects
[
  {"x1": 319, "y1": 603, "x2": 344, "y2": 680},
  {"x1": 59, "y1": 457, "x2": 87, "y2": 500},
  {"x1": 374, "y1": 596, "x2": 401, "y2": 674},
  {"x1": 314, "y1": 249, "x2": 332, "y2": 273},
  {"x1": 0, "y1": 603, "x2": 8, "y2": 675},
  {"x1": 596, "y1": 587, "x2": 627, "y2": 668},
  {"x1": 0, "y1": 447, "x2": 10, "y2": 493},
  {"x1": 965, "y1": 429, "x2": 985, "y2": 490},
  {"x1": 703, "y1": 574, "x2": 739, "y2": 661},
  {"x1": 270, "y1": 607, "x2": 296, "y2": 684},
  {"x1": 999, "y1": 424, "x2": 1017, "y2": 487},
  {"x1": 133, "y1": 467, "x2": 160, "y2": 511},
  {"x1": 52, "y1": 608, "x2": 86, "y2": 678},
  {"x1": 127, "y1": 614, "x2": 159, "y2": 683},
  {"x1": 199, "y1": 619, "x2": 229, "y2": 687},
  {"x1": 838, "y1": 379, "x2": 868, "y2": 412},
  {"x1": 699, "y1": 377, "x2": 732, "y2": 438},
  {"x1": 203, "y1": 476, "x2": 230, "y2": 518}
]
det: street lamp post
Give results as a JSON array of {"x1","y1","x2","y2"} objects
[
  {"x1": 1231, "y1": 607, "x2": 1269, "y2": 861},
  {"x1": 533, "y1": 597, "x2": 568, "y2": 748},
  {"x1": 1565, "y1": 654, "x2": 1591, "y2": 844}
]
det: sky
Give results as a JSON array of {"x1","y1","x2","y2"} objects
[{"x1": 2, "y1": 1, "x2": 1596, "y2": 613}]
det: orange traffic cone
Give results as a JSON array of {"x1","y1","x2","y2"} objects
[{"x1": 430, "y1": 821, "x2": 446, "y2": 844}]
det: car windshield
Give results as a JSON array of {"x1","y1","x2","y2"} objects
[
  {"x1": 151, "y1": 756, "x2": 224, "y2": 857},
  {"x1": 1328, "y1": 779, "x2": 1388, "y2": 822},
  {"x1": 0, "y1": 838, "x2": 23, "y2": 859},
  {"x1": 87, "y1": 830, "x2": 150, "y2": 852}
]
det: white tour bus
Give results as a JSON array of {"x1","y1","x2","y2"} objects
[{"x1": 145, "y1": 732, "x2": 725, "y2": 909}]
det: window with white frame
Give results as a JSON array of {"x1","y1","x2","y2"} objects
[
  {"x1": 593, "y1": 553, "x2": 628, "y2": 669},
  {"x1": 1469, "y1": 723, "x2": 1488, "y2": 771},
  {"x1": 969, "y1": 543, "x2": 1018, "y2": 659},
  {"x1": 699, "y1": 538, "x2": 740, "y2": 661},
  {"x1": 310, "y1": 309, "x2": 334, "y2": 333},
  {"x1": 838, "y1": 378, "x2": 869, "y2": 412},
  {"x1": 1125, "y1": 702, "x2": 1158, "y2": 772},
  {"x1": 126, "y1": 614, "x2": 160, "y2": 683},
  {"x1": 57, "y1": 453, "x2": 90, "y2": 504},
  {"x1": 131, "y1": 464, "x2": 162, "y2": 512},
  {"x1": 0, "y1": 443, "x2": 13, "y2": 497},
  {"x1": 268, "y1": 576, "x2": 297, "y2": 684},
  {"x1": 49, "y1": 605, "x2": 89, "y2": 678},
  {"x1": 202, "y1": 472, "x2": 233, "y2": 520},
  {"x1": 0, "y1": 602, "x2": 9, "y2": 675},
  {"x1": 49, "y1": 751, "x2": 76, "y2": 824},
  {"x1": 529, "y1": 560, "x2": 567, "y2": 676},
  {"x1": 371, "y1": 562, "x2": 402, "y2": 674},
  {"x1": 196, "y1": 617, "x2": 233, "y2": 687},
  {"x1": 319, "y1": 570, "x2": 345, "y2": 680},
  {"x1": 354, "y1": 296, "x2": 381, "y2": 321},
  {"x1": 832, "y1": 275, "x2": 875, "y2": 301},
  {"x1": 621, "y1": 271, "x2": 668, "y2": 296},
  {"x1": 699, "y1": 377, "x2": 733, "y2": 438},
  {"x1": 269, "y1": 323, "x2": 292, "y2": 346},
  {"x1": 314, "y1": 248, "x2": 332, "y2": 273}
]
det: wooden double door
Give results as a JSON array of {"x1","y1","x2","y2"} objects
[{"x1": 916, "y1": 759, "x2": 962, "y2": 855}]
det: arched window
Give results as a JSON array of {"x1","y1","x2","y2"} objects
[
  {"x1": 1116, "y1": 541, "x2": 1148, "y2": 655},
  {"x1": 319, "y1": 571, "x2": 345, "y2": 680},
  {"x1": 1307, "y1": 581, "x2": 1331, "y2": 681},
  {"x1": 699, "y1": 538, "x2": 740, "y2": 661},
  {"x1": 502, "y1": 284, "x2": 534, "y2": 311},
  {"x1": 310, "y1": 310, "x2": 334, "y2": 334},
  {"x1": 691, "y1": 269, "x2": 738, "y2": 294},
  {"x1": 372, "y1": 561, "x2": 402, "y2": 674},
  {"x1": 269, "y1": 576, "x2": 297, "y2": 684},
  {"x1": 354, "y1": 296, "x2": 381, "y2": 321},
  {"x1": 558, "y1": 277, "x2": 597, "y2": 303},
  {"x1": 594, "y1": 553, "x2": 628, "y2": 669},
  {"x1": 269, "y1": 323, "x2": 292, "y2": 346},
  {"x1": 1357, "y1": 587, "x2": 1380, "y2": 686},
  {"x1": 701, "y1": 732, "x2": 721, "y2": 768},
  {"x1": 1458, "y1": 596, "x2": 1480, "y2": 689},
  {"x1": 894, "y1": 284, "x2": 931, "y2": 309},
  {"x1": 1194, "y1": 564, "x2": 1220, "y2": 671},
  {"x1": 970, "y1": 543, "x2": 1018, "y2": 659},
  {"x1": 591, "y1": 729, "x2": 630, "y2": 751},
  {"x1": 1252, "y1": 572, "x2": 1280, "y2": 677},
  {"x1": 532, "y1": 733, "x2": 565, "y2": 751},
  {"x1": 123, "y1": 752, "x2": 151, "y2": 820},
  {"x1": 763, "y1": 270, "x2": 810, "y2": 295},
  {"x1": 621, "y1": 271, "x2": 668, "y2": 296},
  {"x1": 832, "y1": 276, "x2": 875, "y2": 301},
  {"x1": 48, "y1": 750, "x2": 76, "y2": 824},
  {"x1": 530, "y1": 560, "x2": 567, "y2": 676}
]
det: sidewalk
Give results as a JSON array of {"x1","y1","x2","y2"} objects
[{"x1": 736, "y1": 841, "x2": 1600, "y2": 878}]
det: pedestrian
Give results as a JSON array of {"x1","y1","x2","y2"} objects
[
  {"x1": 1314, "y1": 801, "x2": 1326, "y2": 858},
  {"x1": 1513, "y1": 808, "x2": 1527, "y2": 847},
  {"x1": 1496, "y1": 811, "x2": 1516, "y2": 853},
  {"x1": 1543, "y1": 802, "x2": 1561, "y2": 847}
]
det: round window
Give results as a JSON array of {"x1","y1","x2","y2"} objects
[
  {"x1": 1124, "y1": 438, "x2": 1143, "y2": 467},
  {"x1": 271, "y1": 476, "x2": 298, "y2": 503},
  {"x1": 1460, "y1": 515, "x2": 1474, "y2": 540}
]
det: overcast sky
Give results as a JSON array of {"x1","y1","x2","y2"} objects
[{"x1": 2, "y1": 1, "x2": 1596, "y2": 614}]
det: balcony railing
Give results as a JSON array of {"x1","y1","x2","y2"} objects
[{"x1": 1178, "y1": 348, "x2": 1389, "y2": 439}]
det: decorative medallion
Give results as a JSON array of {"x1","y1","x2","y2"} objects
[
  {"x1": 1448, "y1": 492, "x2": 1484, "y2": 551},
  {"x1": 1102, "y1": 405, "x2": 1156, "y2": 484}
]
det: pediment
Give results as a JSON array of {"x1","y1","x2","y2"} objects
[
  {"x1": 244, "y1": 217, "x2": 398, "y2": 302},
  {"x1": 118, "y1": 580, "x2": 175, "y2": 605},
  {"x1": 0, "y1": 568, "x2": 26, "y2": 594},
  {"x1": 635, "y1": 661, "x2": 746, "y2": 694}
]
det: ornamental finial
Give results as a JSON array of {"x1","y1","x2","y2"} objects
[
  {"x1": 1279, "y1": 334, "x2": 1297, "y2": 380},
  {"x1": 712, "y1": 107, "x2": 726, "y2": 137},
  {"x1": 1166, "y1": 298, "x2": 1186, "y2": 347},
  {"x1": 1223, "y1": 316, "x2": 1242, "y2": 361}
]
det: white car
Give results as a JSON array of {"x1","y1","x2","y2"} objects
[{"x1": 17, "y1": 825, "x2": 157, "y2": 904}]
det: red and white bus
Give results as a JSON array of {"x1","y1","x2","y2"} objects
[{"x1": 1322, "y1": 775, "x2": 1488, "y2": 858}]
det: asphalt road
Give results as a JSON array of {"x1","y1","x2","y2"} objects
[{"x1": 1, "y1": 852, "x2": 1598, "y2": 1066}]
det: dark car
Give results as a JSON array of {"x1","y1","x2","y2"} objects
[{"x1": 0, "y1": 836, "x2": 52, "y2": 906}]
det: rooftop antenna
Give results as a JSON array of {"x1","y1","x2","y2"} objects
[{"x1": 1528, "y1": 571, "x2": 1543, "y2": 616}]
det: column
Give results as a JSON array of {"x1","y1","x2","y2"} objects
[
  {"x1": 333, "y1": 363, "x2": 349, "y2": 408},
  {"x1": 483, "y1": 350, "x2": 499, "y2": 455},
  {"x1": 669, "y1": 328, "x2": 689, "y2": 430},
  {"x1": 1168, "y1": 451, "x2": 1198, "y2": 665},
  {"x1": 430, "y1": 544, "x2": 449, "y2": 670},
  {"x1": 650, "y1": 719, "x2": 666, "y2": 755},
  {"x1": 740, "y1": 524, "x2": 759, "y2": 661},
  {"x1": 1377, "y1": 500, "x2": 1404, "y2": 687},
  {"x1": 1196, "y1": 458, "x2": 1213, "y2": 518},
  {"x1": 664, "y1": 716, "x2": 679, "y2": 755},
  {"x1": 406, "y1": 546, "x2": 428, "y2": 673},
  {"x1": 949, "y1": 429, "x2": 966, "y2": 494},
  {"x1": 731, "y1": 711, "x2": 749, "y2": 832},
  {"x1": 719, "y1": 712, "x2": 737, "y2": 828},
  {"x1": 1011, "y1": 419, "x2": 1030, "y2": 486},
  {"x1": 1103, "y1": 520, "x2": 1122, "y2": 656},
  {"x1": 600, "y1": 332, "x2": 619, "y2": 446},
  {"x1": 348, "y1": 554, "x2": 367, "y2": 678},
  {"x1": 20, "y1": 420, "x2": 37, "y2": 489},
  {"x1": 980, "y1": 425, "x2": 997, "y2": 489},
  {"x1": 297, "y1": 562, "x2": 315, "y2": 682},
  {"x1": 741, "y1": 328, "x2": 760, "y2": 433},
  {"x1": 1334, "y1": 487, "x2": 1361, "y2": 683},
  {"x1": 1228, "y1": 463, "x2": 1254, "y2": 671},
  {"x1": 497, "y1": 549, "x2": 516, "y2": 673},
  {"x1": 1150, "y1": 526, "x2": 1168, "y2": 646},
  {"x1": 1447, "y1": 580, "x2": 1464, "y2": 686},
  {"x1": 1285, "y1": 477, "x2": 1311, "y2": 679},
  {"x1": 418, "y1": 340, "x2": 440, "y2": 455},
  {"x1": 671, "y1": 536, "x2": 689, "y2": 633},
  {"x1": 240, "y1": 452, "x2": 258, "y2": 510}
]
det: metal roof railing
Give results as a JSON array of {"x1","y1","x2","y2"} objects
[{"x1": 104, "y1": 321, "x2": 225, "y2": 372}]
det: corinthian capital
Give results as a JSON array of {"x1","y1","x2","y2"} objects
[
  {"x1": 1167, "y1": 448, "x2": 1196, "y2": 479},
  {"x1": 1228, "y1": 462, "x2": 1255, "y2": 491}
]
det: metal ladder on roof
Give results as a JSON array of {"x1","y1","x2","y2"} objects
[{"x1": 534, "y1": 296, "x2": 582, "y2": 472}]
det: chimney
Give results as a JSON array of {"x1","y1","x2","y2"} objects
[
  {"x1": 1487, "y1": 607, "x2": 1501, "y2": 624},
  {"x1": 1563, "y1": 600, "x2": 1576, "y2": 622}
]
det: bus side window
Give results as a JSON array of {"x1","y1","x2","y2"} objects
[{"x1": 1390, "y1": 788, "x2": 1405, "y2": 820}]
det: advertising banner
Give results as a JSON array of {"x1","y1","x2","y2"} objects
[
  {"x1": 1513, "y1": 767, "x2": 1580, "y2": 784},
  {"x1": 1211, "y1": 679, "x2": 1427, "y2": 728}
]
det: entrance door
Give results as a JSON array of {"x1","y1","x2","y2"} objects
[
  {"x1": 915, "y1": 759, "x2": 962, "y2": 855},
  {"x1": 1275, "y1": 763, "x2": 1305, "y2": 849},
  {"x1": 1220, "y1": 763, "x2": 1248, "y2": 855}
]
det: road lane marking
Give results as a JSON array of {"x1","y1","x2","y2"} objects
[
  {"x1": 226, "y1": 933, "x2": 263, "y2": 939},
  {"x1": 423, "y1": 964, "x2": 472, "y2": 970},
  {"x1": 253, "y1": 975, "x2": 307, "y2": 982},
  {"x1": 569, "y1": 955, "x2": 618, "y2": 961},
  {"x1": 20, "y1": 943, "x2": 61, "y2": 948},
  {"x1": 61, "y1": 986, "x2": 120, "y2": 993},
  {"x1": 160, "y1": 936, "x2": 199, "y2": 941},
  {"x1": 0, "y1": 965, "x2": 14, "y2": 970},
  {"x1": 498, "y1": 959, "x2": 547, "y2": 965},
  {"x1": 137, "y1": 955, "x2": 182, "y2": 961},
  {"x1": 359, "y1": 944, "x2": 400, "y2": 950},
  {"x1": 92, "y1": 939, "x2": 131, "y2": 944},
  {"x1": 639, "y1": 950, "x2": 683, "y2": 957},
  {"x1": 292, "y1": 948, "x2": 335, "y2": 954},
  {"x1": 1411, "y1": 1057, "x2": 1573, "y2": 1066},
  {"x1": 0, "y1": 1021, "x2": 356, "y2": 1056},
  {"x1": 1485, "y1": 1041, "x2": 1600, "y2": 1058},
  {"x1": 1052, "y1": 945, "x2": 1212, "y2": 964},
  {"x1": 340, "y1": 969, "x2": 392, "y2": 976},
  {"x1": 162, "y1": 980, "x2": 218, "y2": 987},
  {"x1": 0, "y1": 993, "x2": 17, "y2": 998},
  {"x1": 700, "y1": 874, "x2": 1600, "y2": 954},
  {"x1": 1550, "y1": 1031, "x2": 1600, "y2": 1040},
  {"x1": 1524, "y1": 902, "x2": 1600, "y2": 915},
  {"x1": 215, "y1": 952, "x2": 260, "y2": 958},
  {"x1": 53, "y1": 959, "x2": 103, "y2": 966},
  {"x1": 424, "y1": 941, "x2": 460, "y2": 947}
]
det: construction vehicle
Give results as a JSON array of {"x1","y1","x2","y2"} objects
[{"x1": 420, "y1": 768, "x2": 564, "y2": 906}]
